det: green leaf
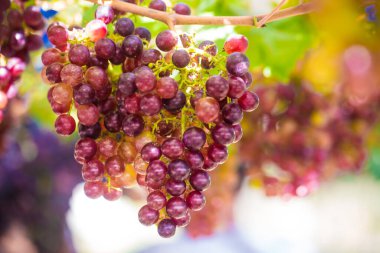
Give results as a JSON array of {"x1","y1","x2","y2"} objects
[{"x1": 236, "y1": 16, "x2": 315, "y2": 82}]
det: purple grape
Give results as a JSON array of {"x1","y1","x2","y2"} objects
[
  {"x1": 174, "y1": 212, "x2": 191, "y2": 227},
  {"x1": 241, "y1": 72, "x2": 253, "y2": 88},
  {"x1": 156, "y1": 30, "x2": 178, "y2": 52},
  {"x1": 211, "y1": 123, "x2": 235, "y2": 146},
  {"x1": 24, "y1": 6, "x2": 43, "y2": 28},
  {"x1": 122, "y1": 35, "x2": 143, "y2": 57},
  {"x1": 149, "y1": 0, "x2": 166, "y2": 11},
  {"x1": 141, "y1": 142, "x2": 162, "y2": 162},
  {"x1": 166, "y1": 179, "x2": 186, "y2": 196},
  {"x1": 110, "y1": 45, "x2": 126, "y2": 65},
  {"x1": 226, "y1": 52, "x2": 250, "y2": 76},
  {"x1": 186, "y1": 191, "x2": 205, "y2": 211},
  {"x1": 189, "y1": 170, "x2": 210, "y2": 191},
  {"x1": 162, "y1": 90, "x2": 186, "y2": 113},
  {"x1": 46, "y1": 63, "x2": 63, "y2": 84},
  {"x1": 87, "y1": 55, "x2": 109, "y2": 69},
  {"x1": 122, "y1": 114, "x2": 145, "y2": 137},
  {"x1": 173, "y1": 3, "x2": 191, "y2": 15},
  {"x1": 157, "y1": 219, "x2": 176, "y2": 238},
  {"x1": 138, "y1": 205, "x2": 159, "y2": 226},
  {"x1": 10, "y1": 31, "x2": 26, "y2": 51},
  {"x1": 203, "y1": 154, "x2": 217, "y2": 171},
  {"x1": 115, "y1": 18, "x2": 135, "y2": 36},
  {"x1": 26, "y1": 34, "x2": 43, "y2": 51},
  {"x1": 74, "y1": 138, "x2": 98, "y2": 164},
  {"x1": 85, "y1": 66, "x2": 108, "y2": 90},
  {"x1": 232, "y1": 124, "x2": 243, "y2": 143},
  {"x1": 82, "y1": 159, "x2": 104, "y2": 182},
  {"x1": 95, "y1": 38, "x2": 116, "y2": 60},
  {"x1": 185, "y1": 150, "x2": 204, "y2": 169},
  {"x1": 238, "y1": 91, "x2": 259, "y2": 112},
  {"x1": 104, "y1": 112, "x2": 122, "y2": 133},
  {"x1": 182, "y1": 127, "x2": 206, "y2": 150},
  {"x1": 134, "y1": 27, "x2": 151, "y2": 42},
  {"x1": 161, "y1": 138, "x2": 184, "y2": 159},
  {"x1": 7, "y1": 10, "x2": 23, "y2": 29},
  {"x1": 228, "y1": 76, "x2": 246, "y2": 98},
  {"x1": 168, "y1": 159, "x2": 190, "y2": 181},
  {"x1": 206, "y1": 75, "x2": 229, "y2": 100},
  {"x1": 141, "y1": 49, "x2": 162, "y2": 65},
  {"x1": 118, "y1": 72, "x2": 136, "y2": 96},
  {"x1": 134, "y1": 66, "x2": 156, "y2": 92},
  {"x1": 68, "y1": 44, "x2": 90, "y2": 66},
  {"x1": 172, "y1": 49, "x2": 190, "y2": 68},
  {"x1": 99, "y1": 97, "x2": 117, "y2": 114},
  {"x1": 55, "y1": 114, "x2": 76, "y2": 135},
  {"x1": 139, "y1": 93, "x2": 162, "y2": 116},
  {"x1": 147, "y1": 190, "x2": 167, "y2": 210},
  {"x1": 222, "y1": 103, "x2": 243, "y2": 124},
  {"x1": 146, "y1": 160, "x2": 167, "y2": 189},
  {"x1": 79, "y1": 122, "x2": 101, "y2": 139},
  {"x1": 208, "y1": 143, "x2": 228, "y2": 163},
  {"x1": 166, "y1": 196, "x2": 188, "y2": 218}
]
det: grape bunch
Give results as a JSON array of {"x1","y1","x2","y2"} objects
[
  {"x1": 41, "y1": 3, "x2": 258, "y2": 238},
  {"x1": 0, "y1": 0, "x2": 44, "y2": 122}
]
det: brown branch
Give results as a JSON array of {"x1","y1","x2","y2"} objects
[
  {"x1": 86, "y1": 0, "x2": 316, "y2": 29},
  {"x1": 257, "y1": 0, "x2": 287, "y2": 28}
]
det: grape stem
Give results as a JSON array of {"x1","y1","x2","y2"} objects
[{"x1": 86, "y1": 0, "x2": 316, "y2": 29}]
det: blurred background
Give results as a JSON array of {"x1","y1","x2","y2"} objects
[{"x1": 1, "y1": 0, "x2": 380, "y2": 252}]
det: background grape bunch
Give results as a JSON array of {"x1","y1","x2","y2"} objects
[
  {"x1": 0, "y1": 0, "x2": 44, "y2": 122},
  {"x1": 41, "y1": 2, "x2": 258, "y2": 238}
]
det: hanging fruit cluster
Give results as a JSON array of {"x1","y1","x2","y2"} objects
[
  {"x1": 0, "y1": 0, "x2": 44, "y2": 122},
  {"x1": 41, "y1": 2, "x2": 258, "y2": 238}
]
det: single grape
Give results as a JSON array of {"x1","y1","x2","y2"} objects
[
  {"x1": 195, "y1": 97, "x2": 220, "y2": 123},
  {"x1": 141, "y1": 142, "x2": 162, "y2": 162},
  {"x1": 226, "y1": 52, "x2": 250, "y2": 76},
  {"x1": 10, "y1": 31, "x2": 26, "y2": 51},
  {"x1": 52, "y1": 83, "x2": 73, "y2": 105},
  {"x1": 141, "y1": 49, "x2": 162, "y2": 65},
  {"x1": 174, "y1": 212, "x2": 191, "y2": 227},
  {"x1": 186, "y1": 191, "x2": 205, "y2": 211},
  {"x1": 189, "y1": 170, "x2": 211, "y2": 191},
  {"x1": 168, "y1": 159, "x2": 190, "y2": 181},
  {"x1": 95, "y1": 38, "x2": 116, "y2": 60},
  {"x1": 134, "y1": 66, "x2": 156, "y2": 93},
  {"x1": 238, "y1": 91, "x2": 259, "y2": 112},
  {"x1": 87, "y1": 55, "x2": 109, "y2": 69},
  {"x1": 84, "y1": 181, "x2": 104, "y2": 199},
  {"x1": 123, "y1": 94, "x2": 140, "y2": 114},
  {"x1": 95, "y1": 5, "x2": 115, "y2": 24},
  {"x1": 172, "y1": 49, "x2": 190, "y2": 68},
  {"x1": 211, "y1": 123, "x2": 235, "y2": 146},
  {"x1": 41, "y1": 48, "x2": 65, "y2": 66},
  {"x1": 77, "y1": 104, "x2": 100, "y2": 126},
  {"x1": 24, "y1": 6, "x2": 43, "y2": 28},
  {"x1": 156, "y1": 77, "x2": 178, "y2": 99},
  {"x1": 69, "y1": 44, "x2": 90, "y2": 66},
  {"x1": 166, "y1": 196, "x2": 188, "y2": 219},
  {"x1": 145, "y1": 160, "x2": 167, "y2": 189},
  {"x1": 51, "y1": 100, "x2": 71, "y2": 114},
  {"x1": 118, "y1": 142, "x2": 137, "y2": 164},
  {"x1": 161, "y1": 138, "x2": 184, "y2": 159},
  {"x1": 222, "y1": 103, "x2": 243, "y2": 124},
  {"x1": 85, "y1": 19, "x2": 107, "y2": 42},
  {"x1": 104, "y1": 112, "x2": 122, "y2": 133},
  {"x1": 47, "y1": 23, "x2": 68, "y2": 47},
  {"x1": 185, "y1": 150, "x2": 204, "y2": 169},
  {"x1": 157, "y1": 219, "x2": 176, "y2": 238},
  {"x1": 133, "y1": 154, "x2": 149, "y2": 174},
  {"x1": 162, "y1": 90, "x2": 186, "y2": 113},
  {"x1": 208, "y1": 143, "x2": 228, "y2": 163},
  {"x1": 183, "y1": 127, "x2": 206, "y2": 150},
  {"x1": 118, "y1": 72, "x2": 136, "y2": 96},
  {"x1": 26, "y1": 34, "x2": 43, "y2": 51},
  {"x1": 82, "y1": 159, "x2": 104, "y2": 182},
  {"x1": 147, "y1": 191, "x2": 166, "y2": 210},
  {"x1": 173, "y1": 3, "x2": 191, "y2": 15},
  {"x1": 79, "y1": 122, "x2": 101, "y2": 139},
  {"x1": 122, "y1": 114, "x2": 145, "y2": 136},
  {"x1": 54, "y1": 114, "x2": 76, "y2": 135},
  {"x1": 105, "y1": 155, "x2": 125, "y2": 177},
  {"x1": 74, "y1": 83, "x2": 95, "y2": 105},
  {"x1": 45, "y1": 63, "x2": 63, "y2": 84},
  {"x1": 166, "y1": 179, "x2": 186, "y2": 196},
  {"x1": 122, "y1": 35, "x2": 143, "y2": 58},
  {"x1": 74, "y1": 138, "x2": 98, "y2": 164},
  {"x1": 139, "y1": 93, "x2": 162, "y2": 116},
  {"x1": 134, "y1": 27, "x2": 151, "y2": 42},
  {"x1": 156, "y1": 30, "x2": 178, "y2": 52},
  {"x1": 110, "y1": 45, "x2": 126, "y2": 65},
  {"x1": 138, "y1": 205, "x2": 159, "y2": 226},
  {"x1": 206, "y1": 75, "x2": 229, "y2": 101},
  {"x1": 60, "y1": 64, "x2": 83, "y2": 86},
  {"x1": 224, "y1": 35, "x2": 248, "y2": 54},
  {"x1": 98, "y1": 136, "x2": 118, "y2": 158},
  {"x1": 149, "y1": 0, "x2": 166, "y2": 11},
  {"x1": 228, "y1": 76, "x2": 246, "y2": 98},
  {"x1": 115, "y1": 18, "x2": 135, "y2": 37},
  {"x1": 85, "y1": 66, "x2": 108, "y2": 90},
  {"x1": 103, "y1": 186, "x2": 123, "y2": 201}
]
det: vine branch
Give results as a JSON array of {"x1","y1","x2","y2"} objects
[{"x1": 86, "y1": 0, "x2": 316, "y2": 29}]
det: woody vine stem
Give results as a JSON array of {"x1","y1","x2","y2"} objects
[{"x1": 86, "y1": 0, "x2": 316, "y2": 30}]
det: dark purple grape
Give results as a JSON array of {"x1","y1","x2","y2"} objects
[
  {"x1": 122, "y1": 35, "x2": 143, "y2": 58},
  {"x1": 115, "y1": 18, "x2": 135, "y2": 36},
  {"x1": 95, "y1": 38, "x2": 116, "y2": 60},
  {"x1": 139, "y1": 93, "x2": 162, "y2": 116},
  {"x1": 172, "y1": 49, "x2": 190, "y2": 68},
  {"x1": 173, "y1": 3, "x2": 191, "y2": 15},
  {"x1": 222, "y1": 103, "x2": 243, "y2": 124},
  {"x1": 208, "y1": 143, "x2": 228, "y2": 163},
  {"x1": 168, "y1": 159, "x2": 190, "y2": 181},
  {"x1": 69, "y1": 44, "x2": 90, "y2": 66},
  {"x1": 7, "y1": 10, "x2": 23, "y2": 29},
  {"x1": 166, "y1": 179, "x2": 186, "y2": 196},
  {"x1": 156, "y1": 30, "x2": 178, "y2": 52},
  {"x1": 73, "y1": 83, "x2": 95, "y2": 105},
  {"x1": 104, "y1": 112, "x2": 122, "y2": 132},
  {"x1": 186, "y1": 191, "x2": 205, "y2": 211},
  {"x1": 206, "y1": 75, "x2": 229, "y2": 101},
  {"x1": 189, "y1": 170, "x2": 210, "y2": 191},
  {"x1": 141, "y1": 142, "x2": 162, "y2": 162},
  {"x1": 95, "y1": 5, "x2": 115, "y2": 24},
  {"x1": 122, "y1": 114, "x2": 145, "y2": 136},
  {"x1": 157, "y1": 219, "x2": 176, "y2": 238},
  {"x1": 141, "y1": 49, "x2": 162, "y2": 65},
  {"x1": 79, "y1": 122, "x2": 101, "y2": 139},
  {"x1": 95, "y1": 83, "x2": 112, "y2": 101},
  {"x1": 161, "y1": 138, "x2": 184, "y2": 159},
  {"x1": 155, "y1": 121, "x2": 174, "y2": 136},
  {"x1": 238, "y1": 91, "x2": 259, "y2": 112},
  {"x1": 166, "y1": 196, "x2": 188, "y2": 218},
  {"x1": 138, "y1": 205, "x2": 159, "y2": 226},
  {"x1": 87, "y1": 55, "x2": 109, "y2": 69},
  {"x1": 211, "y1": 123, "x2": 235, "y2": 146},
  {"x1": 0, "y1": 24, "x2": 10, "y2": 42},
  {"x1": 74, "y1": 138, "x2": 98, "y2": 164},
  {"x1": 134, "y1": 66, "x2": 156, "y2": 92},
  {"x1": 185, "y1": 150, "x2": 204, "y2": 169},
  {"x1": 147, "y1": 190, "x2": 167, "y2": 210},
  {"x1": 134, "y1": 27, "x2": 151, "y2": 42},
  {"x1": 55, "y1": 114, "x2": 76, "y2": 135},
  {"x1": 0, "y1": 0, "x2": 10, "y2": 11},
  {"x1": 163, "y1": 90, "x2": 186, "y2": 113},
  {"x1": 118, "y1": 72, "x2": 136, "y2": 96},
  {"x1": 226, "y1": 52, "x2": 250, "y2": 76},
  {"x1": 24, "y1": 6, "x2": 43, "y2": 28},
  {"x1": 110, "y1": 45, "x2": 126, "y2": 65},
  {"x1": 149, "y1": 0, "x2": 166, "y2": 11},
  {"x1": 82, "y1": 159, "x2": 104, "y2": 182},
  {"x1": 228, "y1": 76, "x2": 246, "y2": 98},
  {"x1": 10, "y1": 31, "x2": 26, "y2": 51},
  {"x1": 105, "y1": 155, "x2": 125, "y2": 177},
  {"x1": 26, "y1": 34, "x2": 43, "y2": 51},
  {"x1": 183, "y1": 127, "x2": 206, "y2": 150},
  {"x1": 46, "y1": 63, "x2": 63, "y2": 84}
]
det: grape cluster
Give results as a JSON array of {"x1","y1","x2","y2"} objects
[
  {"x1": 0, "y1": 0, "x2": 44, "y2": 122},
  {"x1": 41, "y1": 4, "x2": 258, "y2": 237}
]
